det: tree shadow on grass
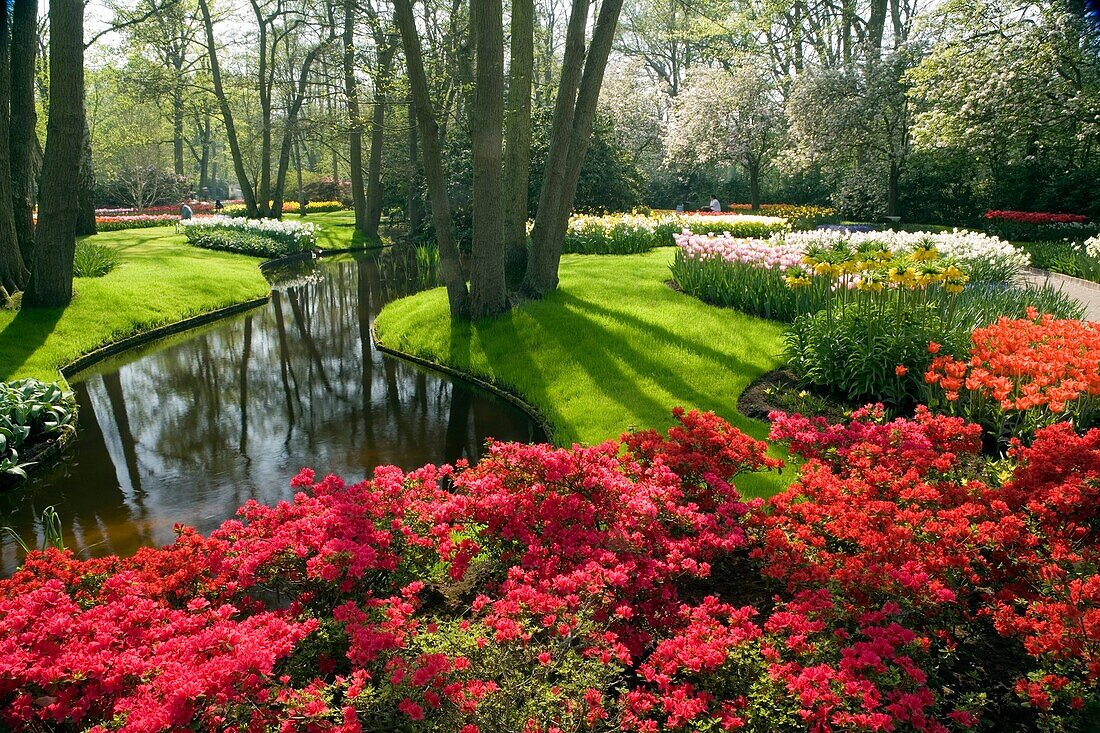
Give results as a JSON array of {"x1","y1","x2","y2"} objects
[{"x1": 0, "y1": 306, "x2": 65, "y2": 380}]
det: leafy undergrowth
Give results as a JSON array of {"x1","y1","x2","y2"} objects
[
  {"x1": 374, "y1": 249, "x2": 789, "y2": 497},
  {"x1": 1, "y1": 407, "x2": 1096, "y2": 731}
]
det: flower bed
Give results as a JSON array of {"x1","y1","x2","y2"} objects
[
  {"x1": 1, "y1": 408, "x2": 1096, "y2": 731},
  {"x1": 924, "y1": 309, "x2": 1100, "y2": 444},
  {"x1": 180, "y1": 215, "x2": 317, "y2": 256},
  {"x1": 984, "y1": 210, "x2": 1099, "y2": 242},
  {"x1": 561, "y1": 213, "x2": 789, "y2": 255},
  {"x1": 1022, "y1": 235, "x2": 1100, "y2": 284},
  {"x1": 672, "y1": 229, "x2": 1080, "y2": 405}
]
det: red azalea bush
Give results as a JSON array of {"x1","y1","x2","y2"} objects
[
  {"x1": 924, "y1": 309, "x2": 1100, "y2": 443},
  {"x1": 1, "y1": 408, "x2": 1097, "y2": 731}
]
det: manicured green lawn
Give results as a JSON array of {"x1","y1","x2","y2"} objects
[
  {"x1": 0, "y1": 226, "x2": 270, "y2": 381},
  {"x1": 374, "y1": 248, "x2": 792, "y2": 496}
]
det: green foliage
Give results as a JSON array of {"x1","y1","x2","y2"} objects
[
  {"x1": 0, "y1": 380, "x2": 75, "y2": 478},
  {"x1": 186, "y1": 228, "x2": 303, "y2": 258},
  {"x1": 1023, "y1": 240, "x2": 1100, "y2": 283},
  {"x1": 73, "y1": 240, "x2": 121, "y2": 278},
  {"x1": 669, "y1": 248, "x2": 819, "y2": 322},
  {"x1": 785, "y1": 284, "x2": 1084, "y2": 407},
  {"x1": 1, "y1": 506, "x2": 65, "y2": 556},
  {"x1": 786, "y1": 301, "x2": 962, "y2": 407}
]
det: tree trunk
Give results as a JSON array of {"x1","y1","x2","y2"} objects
[
  {"x1": 25, "y1": 0, "x2": 84, "y2": 308},
  {"x1": 393, "y1": 0, "x2": 469, "y2": 319},
  {"x1": 469, "y1": 0, "x2": 506, "y2": 317},
  {"x1": 10, "y1": 0, "x2": 37, "y2": 271},
  {"x1": 522, "y1": 0, "x2": 589, "y2": 297},
  {"x1": 365, "y1": 41, "x2": 396, "y2": 238},
  {"x1": 887, "y1": 159, "x2": 899, "y2": 218},
  {"x1": 198, "y1": 0, "x2": 257, "y2": 217},
  {"x1": 197, "y1": 111, "x2": 211, "y2": 195},
  {"x1": 172, "y1": 87, "x2": 185, "y2": 176},
  {"x1": 749, "y1": 163, "x2": 761, "y2": 211},
  {"x1": 272, "y1": 44, "x2": 327, "y2": 219},
  {"x1": 0, "y1": 0, "x2": 28, "y2": 294},
  {"x1": 406, "y1": 97, "x2": 422, "y2": 234},
  {"x1": 528, "y1": 0, "x2": 624, "y2": 296},
  {"x1": 343, "y1": 0, "x2": 367, "y2": 232},
  {"x1": 75, "y1": 117, "x2": 97, "y2": 236},
  {"x1": 503, "y1": 0, "x2": 533, "y2": 290},
  {"x1": 254, "y1": 8, "x2": 272, "y2": 217}
]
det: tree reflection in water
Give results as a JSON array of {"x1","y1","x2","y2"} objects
[{"x1": 0, "y1": 250, "x2": 541, "y2": 573}]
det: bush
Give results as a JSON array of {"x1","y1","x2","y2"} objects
[
  {"x1": 185, "y1": 229, "x2": 301, "y2": 259},
  {"x1": 0, "y1": 379, "x2": 74, "y2": 479},
  {"x1": 2, "y1": 408, "x2": 1097, "y2": 731},
  {"x1": 181, "y1": 216, "x2": 317, "y2": 255},
  {"x1": 72, "y1": 240, "x2": 120, "y2": 278}
]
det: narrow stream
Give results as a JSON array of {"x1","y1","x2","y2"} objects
[{"x1": 1, "y1": 250, "x2": 543, "y2": 574}]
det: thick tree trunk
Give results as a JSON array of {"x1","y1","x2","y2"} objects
[
  {"x1": 10, "y1": 0, "x2": 37, "y2": 271},
  {"x1": 0, "y1": 0, "x2": 28, "y2": 294},
  {"x1": 393, "y1": 0, "x2": 469, "y2": 319},
  {"x1": 198, "y1": 0, "x2": 258, "y2": 217},
  {"x1": 25, "y1": 0, "x2": 84, "y2": 308},
  {"x1": 887, "y1": 159, "x2": 899, "y2": 218},
  {"x1": 254, "y1": 7, "x2": 272, "y2": 218},
  {"x1": 522, "y1": 0, "x2": 589, "y2": 297},
  {"x1": 503, "y1": 0, "x2": 533, "y2": 290},
  {"x1": 406, "y1": 98, "x2": 422, "y2": 233},
  {"x1": 343, "y1": 0, "x2": 367, "y2": 232},
  {"x1": 365, "y1": 42, "x2": 396, "y2": 238},
  {"x1": 528, "y1": 0, "x2": 624, "y2": 296},
  {"x1": 75, "y1": 118, "x2": 97, "y2": 236},
  {"x1": 469, "y1": 0, "x2": 506, "y2": 317}
]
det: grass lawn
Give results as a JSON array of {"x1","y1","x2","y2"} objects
[
  {"x1": 374, "y1": 248, "x2": 793, "y2": 497},
  {"x1": 0, "y1": 226, "x2": 270, "y2": 381}
]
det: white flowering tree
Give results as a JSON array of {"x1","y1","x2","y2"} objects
[{"x1": 664, "y1": 63, "x2": 785, "y2": 211}]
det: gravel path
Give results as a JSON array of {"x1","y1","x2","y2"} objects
[{"x1": 1020, "y1": 267, "x2": 1100, "y2": 322}]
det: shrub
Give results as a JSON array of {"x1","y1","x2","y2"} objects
[
  {"x1": 0, "y1": 380, "x2": 74, "y2": 479},
  {"x1": 1, "y1": 408, "x2": 1097, "y2": 730},
  {"x1": 925, "y1": 310, "x2": 1100, "y2": 445},
  {"x1": 984, "y1": 210, "x2": 1100, "y2": 242},
  {"x1": 72, "y1": 240, "x2": 120, "y2": 278},
  {"x1": 181, "y1": 215, "x2": 317, "y2": 254}
]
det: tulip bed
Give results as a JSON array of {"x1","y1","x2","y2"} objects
[
  {"x1": 984, "y1": 210, "x2": 1100, "y2": 242},
  {"x1": 180, "y1": 215, "x2": 318, "y2": 256},
  {"x1": 672, "y1": 229, "x2": 1084, "y2": 406},
  {"x1": 562, "y1": 213, "x2": 790, "y2": 255},
  {"x1": 1, "y1": 406, "x2": 1097, "y2": 731}
]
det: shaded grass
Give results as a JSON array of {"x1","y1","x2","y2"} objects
[
  {"x1": 0, "y1": 226, "x2": 270, "y2": 381},
  {"x1": 374, "y1": 249, "x2": 793, "y2": 497}
]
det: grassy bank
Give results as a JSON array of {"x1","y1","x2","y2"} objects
[
  {"x1": 0, "y1": 227, "x2": 270, "y2": 381},
  {"x1": 374, "y1": 248, "x2": 792, "y2": 497}
]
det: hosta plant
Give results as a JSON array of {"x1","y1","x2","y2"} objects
[{"x1": 0, "y1": 380, "x2": 75, "y2": 478}]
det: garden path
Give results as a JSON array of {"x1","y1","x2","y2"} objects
[{"x1": 1021, "y1": 268, "x2": 1100, "y2": 321}]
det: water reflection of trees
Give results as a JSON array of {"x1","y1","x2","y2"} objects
[{"x1": 2, "y1": 251, "x2": 539, "y2": 573}]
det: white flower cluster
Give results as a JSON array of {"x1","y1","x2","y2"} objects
[
  {"x1": 1083, "y1": 235, "x2": 1100, "y2": 259},
  {"x1": 778, "y1": 228, "x2": 1030, "y2": 282},
  {"x1": 181, "y1": 215, "x2": 317, "y2": 248}
]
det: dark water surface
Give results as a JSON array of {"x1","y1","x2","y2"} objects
[{"x1": 1, "y1": 251, "x2": 542, "y2": 574}]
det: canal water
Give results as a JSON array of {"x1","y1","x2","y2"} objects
[{"x1": 0, "y1": 250, "x2": 543, "y2": 573}]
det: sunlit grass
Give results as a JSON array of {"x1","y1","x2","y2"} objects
[
  {"x1": 375, "y1": 248, "x2": 793, "y2": 496},
  {"x1": 0, "y1": 226, "x2": 270, "y2": 381}
]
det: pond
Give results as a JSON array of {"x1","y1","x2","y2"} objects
[{"x1": 0, "y1": 250, "x2": 544, "y2": 574}]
